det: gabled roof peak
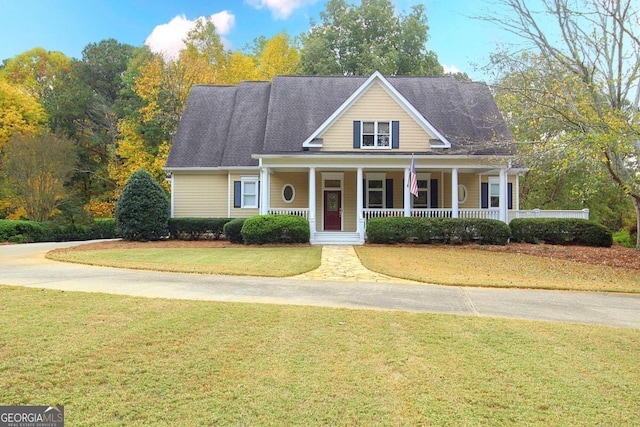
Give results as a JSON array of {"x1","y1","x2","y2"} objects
[{"x1": 301, "y1": 71, "x2": 451, "y2": 148}]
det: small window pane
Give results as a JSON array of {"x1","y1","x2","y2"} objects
[
  {"x1": 362, "y1": 135, "x2": 375, "y2": 146},
  {"x1": 244, "y1": 182, "x2": 256, "y2": 194},
  {"x1": 244, "y1": 194, "x2": 257, "y2": 206},
  {"x1": 458, "y1": 185, "x2": 467, "y2": 203},
  {"x1": 368, "y1": 180, "x2": 383, "y2": 189},
  {"x1": 363, "y1": 122, "x2": 375, "y2": 133},
  {"x1": 378, "y1": 122, "x2": 389, "y2": 134},
  {"x1": 325, "y1": 179, "x2": 341, "y2": 188},
  {"x1": 282, "y1": 184, "x2": 295, "y2": 203},
  {"x1": 369, "y1": 191, "x2": 383, "y2": 207},
  {"x1": 414, "y1": 190, "x2": 428, "y2": 207},
  {"x1": 377, "y1": 135, "x2": 389, "y2": 147}
]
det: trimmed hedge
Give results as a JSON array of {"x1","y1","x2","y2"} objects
[
  {"x1": 510, "y1": 218, "x2": 612, "y2": 247},
  {"x1": 0, "y1": 219, "x2": 118, "y2": 243},
  {"x1": 366, "y1": 217, "x2": 511, "y2": 245},
  {"x1": 168, "y1": 218, "x2": 235, "y2": 240},
  {"x1": 0, "y1": 220, "x2": 52, "y2": 243},
  {"x1": 241, "y1": 215, "x2": 310, "y2": 245},
  {"x1": 223, "y1": 218, "x2": 247, "y2": 244}
]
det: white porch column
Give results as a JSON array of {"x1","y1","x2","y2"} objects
[
  {"x1": 451, "y1": 168, "x2": 459, "y2": 218},
  {"x1": 357, "y1": 167, "x2": 364, "y2": 238},
  {"x1": 515, "y1": 173, "x2": 520, "y2": 210},
  {"x1": 260, "y1": 167, "x2": 269, "y2": 215},
  {"x1": 404, "y1": 166, "x2": 411, "y2": 217},
  {"x1": 308, "y1": 167, "x2": 316, "y2": 243},
  {"x1": 499, "y1": 168, "x2": 507, "y2": 223}
]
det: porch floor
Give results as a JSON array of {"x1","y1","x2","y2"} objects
[{"x1": 292, "y1": 245, "x2": 421, "y2": 283}]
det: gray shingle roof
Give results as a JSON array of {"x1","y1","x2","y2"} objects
[{"x1": 165, "y1": 75, "x2": 513, "y2": 168}]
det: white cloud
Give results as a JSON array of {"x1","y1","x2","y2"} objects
[
  {"x1": 145, "y1": 11, "x2": 235, "y2": 61},
  {"x1": 443, "y1": 64, "x2": 461, "y2": 75},
  {"x1": 245, "y1": 0, "x2": 318, "y2": 20}
]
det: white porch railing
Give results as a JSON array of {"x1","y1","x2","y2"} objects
[
  {"x1": 362, "y1": 208, "x2": 589, "y2": 226},
  {"x1": 363, "y1": 208, "x2": 405, "y2": 219},
  {"x1": 269, "y1": 207, "x2": 589, "y2": 226},
  {"x1": 508, "y1": 208, "x2": 590, "y2": 222},
  {"x1": 267, "y1": 208, "x2": 310, "y2": 219}
]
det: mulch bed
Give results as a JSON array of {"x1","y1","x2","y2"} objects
[{"x1": 65, "y1": 239, "x2": 640, "y2": 271}]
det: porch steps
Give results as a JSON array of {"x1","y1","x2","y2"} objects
[{"x1": 312, "y1": 232, "x2": 363, "y2": 245}]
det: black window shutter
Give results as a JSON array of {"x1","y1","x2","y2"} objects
[
  {"x1": 481, "y1": 183, "x2": 489, "y2": 209},
  {"x1": 353, "y1": 121, "x2": 361, "y2": 148},
  {"x1": 385, "y1": 179, "x2": 393, "y2": 208},
  {"x1": 430, "y1": 179, "x2": 438, "y2": 208},
  {"x1": 507, "y1": 182, "x2": 513, "y2": 209},
  {"x1": 233, "y1": 181, "x2": 241, "y2": 208},
  {"x1": 391, "y1": 121, "x2": 399, "y2": 149},
  {"x1": 362, "y1": 179, "x2": 366, "y2": 208}
]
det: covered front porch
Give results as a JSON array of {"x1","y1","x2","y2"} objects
[{"x1": 256, "y1": 156, "x2": 588, "y2": 245}]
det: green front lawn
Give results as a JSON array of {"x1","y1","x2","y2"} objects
[
  {"x1": 47, "y1": 246, "x2": 322, "y2": 277},
  {"x1": 1, "y1": 286, "x2": 638, "y2": 426},
  {"x1": 48, "y1": 244, "x2": 640, "y2": 292}
]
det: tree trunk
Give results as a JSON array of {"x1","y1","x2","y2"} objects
[{"x1": 634, "y1": 197, "x2": 640, "y2": 250}]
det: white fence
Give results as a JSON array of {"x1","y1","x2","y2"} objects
[
  {"x1": 267, "y1": 208, "x2": 310, "y2": 219},
  {"x1": 363, "y1": 208, "x2": 589, "y2": 225},
  {"x1": 269, "y1": 207, "x2": 589, "y2": 225}
]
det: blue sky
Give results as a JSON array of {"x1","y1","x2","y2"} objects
[{"x1": 0, "y1": 0, "x2": 514, "y2": 82}]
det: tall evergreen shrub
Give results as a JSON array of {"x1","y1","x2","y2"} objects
[{"x1": 115, "y1": 169, "x2": 169, "y2": 241}]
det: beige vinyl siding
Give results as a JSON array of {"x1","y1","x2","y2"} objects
[
  {"x1": 270, "y1": 172, "x2": 309, "y2": 209},
  {"x1": 321, "y1": 82, "x2": 434, "y2": 152},
  {"x1": 460, "y1": 174, "x2": 479, "y2": 208},
  {"x1": 342, "y1": 171, "x2": 357, "y2": 231},
  {"x1": 443, "y1": 173, "x2": 479, "y2": 208},
  {"x1": 173, "y1": 173, "x2": 227, "y2": 218}
]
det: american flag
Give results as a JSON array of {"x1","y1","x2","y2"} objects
[{"x1": 410, "y1": 156, "x2": 419, "y2": 198}]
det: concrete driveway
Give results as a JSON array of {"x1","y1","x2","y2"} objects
[{"x1": 1, "y1": 241, "x2": 639, "y2": 329}]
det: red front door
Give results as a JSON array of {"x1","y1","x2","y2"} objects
[{"x1": 324, "y1": 191, "x2": 341, "y2": 231}]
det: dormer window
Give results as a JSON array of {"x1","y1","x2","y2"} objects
[
  {"x1": 362, "y1": 121, "x2": 390, "y2": 148},
  {"x1": 354, "y1": 120, "x2": 399, "y2": 149}
]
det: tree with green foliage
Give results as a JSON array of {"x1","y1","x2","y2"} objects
[
  {"x1": 299, "y1": 0, "x2": 443, "y2": 76},
  {"x1": 2, "y1": 131, "x2": 77, "y2": 222},
  {"x1": 115, "y1": 169, "x2": 169, "y2": 241},
  {"x1": 493, "y1": 53, "x2": 635, "y2": 231},
  {"x1": 0, "y1": 47, "x2": 71, "y2": 101},
  {"x1": 484, "y1": 0, "x2": 640, "y2": 248}
]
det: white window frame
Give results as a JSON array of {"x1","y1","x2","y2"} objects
[
  {"x1": 361, "y1": 120, "x2": 391, "y2": 149},
  {"x1": 282, "y1": 184, "x2": 295, "y2": 203},
  {"x1": 488, "y1": 177, "x2": 500, "y2": 209},
  {"x1": 412, "y1": 173, "x2": 431, "y2": 208},
  {"x1": 458, "y1": 184, "x2": 468, "y2": 204},
  {"x1": 241, "y1": 176, "x2": 259, "y2": 208},
  {"x1": 365, "y1": 173, "x2": 386, "y2": 208}
]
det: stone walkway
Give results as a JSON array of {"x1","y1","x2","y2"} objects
[{"x1": 293, "y1": 245, "x2": 421, "y2": 284}]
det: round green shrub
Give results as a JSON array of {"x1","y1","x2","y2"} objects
[
  {"x1": 223, "y1": 218, "x2": 247, "y2": 243},
  {"x1": 115, "y1": 169, "x2": 169, "y2": 241},
  {"x1": 241, "y1": 215, "x2": 309, "y2": 244}
]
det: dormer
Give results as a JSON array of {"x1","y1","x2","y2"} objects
[{"x1": 302, "y1": 71, "x2": 450, "y2": 152}]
